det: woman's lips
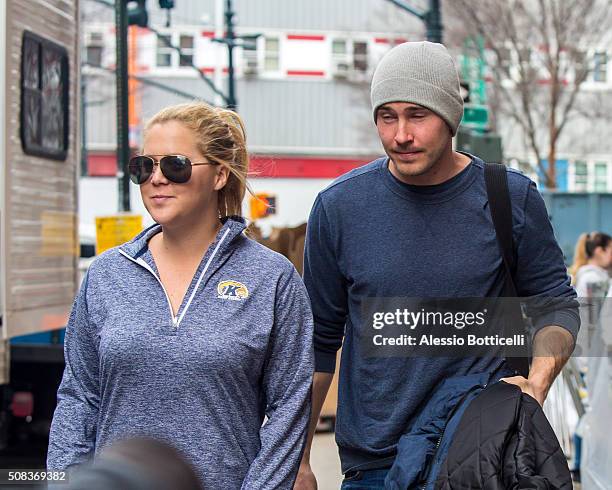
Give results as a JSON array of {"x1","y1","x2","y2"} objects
[{"x1": 150, "y1": 195, "x2": 174, "y2": 203}]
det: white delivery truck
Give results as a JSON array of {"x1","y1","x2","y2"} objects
[{"x1": 0, "y1": 0, "x2": 79, "y2": 457}]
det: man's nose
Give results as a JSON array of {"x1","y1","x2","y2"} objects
[{"x1": 394, "y1": 121, "x2": 414, "y2": 146}]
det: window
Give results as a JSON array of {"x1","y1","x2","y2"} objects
[
  {"x1": 86, "y1": 45, "x2": 102, "y2": 67},
  {"x1": 20, "y1": 31, "x2": 69, "y2": 160},
  {"x1": 332, "y1": 39, "x2": 347, "y2": 56},
  {"x1": 594, "y1": 162, "x2": 608, "y2": 191},
  {"x1": 85, "y1": 32, "x2": 104, "y2": 67},
  {"x1": 574, "y1": 160, "x2": 587, "y2": 191},
  {"x1": 498, "y1": 47, "x2": 512, "y2": 73},
  {"x1": 331, "y1": 39, "x2": 368, "y2": 75},
  {"x1": 155, "y1": 33, "x2": 194, "y2": 69},
  {"x1": 517, "y1": 47, "x2": 531, "y2": 65},
  {"x1": 353, "y1": 41, "x2": 368, "y2": 72},
  {"x1": 179, "y1": 35, "x2": 194, "y2": 66},
  {"x1": 242, "y1": 40, "x2": 259, "y2": 75},
  {"x1": 264, "y1": 37, "x2": 279, "y2": 72},
  {"x1": 331, "y1": 39, "x2": 349, "y2": 75},
  {"x1": 156, "y1": 34, "x2": 172, "y2": 67},
  {"x1": 593, "y1": 51, "x2": 607, "y2": 83}
]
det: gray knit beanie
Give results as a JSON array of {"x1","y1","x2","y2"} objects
[{"x1": 371, "y1": 41, "x2": 464, "y2": 135}]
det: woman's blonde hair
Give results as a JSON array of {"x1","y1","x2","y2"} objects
[
  {"x1": 144, "y1": 101, "x2": 251, "y2": 218},
  {"x1": 569, "y1": 231, "x2": 612, "y2": 280}
]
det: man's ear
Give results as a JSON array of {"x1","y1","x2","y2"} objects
[{"x1": 214, "y1": 165, "x2": 230, "y2": 191}]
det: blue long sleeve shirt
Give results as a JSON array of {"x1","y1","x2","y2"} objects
[
  {"x1": 48, "y1": 217, "x2": 314, "y2": 489},
  {"x1": 303, "y1": 155, "x2": 579, "y2": 473}
]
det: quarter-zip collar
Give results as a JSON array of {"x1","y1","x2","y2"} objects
[
  {"x1": 118, "y1": 216, "x2": 247, "y2": 329},
  {"x1": 119, "y1": 215, "x2": 247, "y2": 259}
]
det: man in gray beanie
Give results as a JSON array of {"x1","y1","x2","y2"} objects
[
  {"x1": 297, "y1": 41, "x2": 578, "y2": 490},
  {"x1": 369, "y1": 41, "x2": 467, "y2": 183},
  {"x1": 371, "y1": 41, "x2": 464, "y2": 135}
]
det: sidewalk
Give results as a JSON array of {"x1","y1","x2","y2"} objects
[{"x1": 310, "y1": 433, "x2": 343, "y2": 490}]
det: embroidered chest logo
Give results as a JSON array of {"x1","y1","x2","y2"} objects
[{"x1": 217, "y1": 280, "x2": 249, "y2": 301}]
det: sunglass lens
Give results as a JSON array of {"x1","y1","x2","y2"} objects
[
  {"x1": 161, "y1": 155, "x2": 192, "y2": 183},
  {"x1": 128, "y1": 156, "x2": 153, "y2": 185}
]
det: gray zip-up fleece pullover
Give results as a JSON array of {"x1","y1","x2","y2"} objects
[{"x1": 47, "y1": 217, "x2": 314, "y2": 489}]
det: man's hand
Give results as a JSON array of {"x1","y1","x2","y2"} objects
[
  {"x1": 294, "y1": 461, "x2": 317, "y2": 490},
  {"x1": 499, "y1": 375, "x2": 547, "y2": 406},
  {"x1": 502, "y1": 325, "x2": 575, "y2": 406}
]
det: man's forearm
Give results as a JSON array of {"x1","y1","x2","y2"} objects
[
  {"x1": 528, "y1": 325, "x2": 575, "y2": 400},
  {"x1": 301, "y1": 372, "x2": 334, "y2": 463}
]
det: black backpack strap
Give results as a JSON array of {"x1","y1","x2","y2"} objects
[
  {"x1": 484, "y1": 163, "x2": 517, "y2": 291},
  {"x1": 484, "y1": 163, "x2": 530, "y2": 378}
]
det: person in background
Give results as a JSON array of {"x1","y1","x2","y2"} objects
[
  {"x1": 567, "y1": 231, "x2": 612, "y2": 480},
  {"x1": 47, "y1": 102, "x2": 314, "y2": 489},
  {"x1": 570, "y1": 232, "x2": 612, "y2": 298}
]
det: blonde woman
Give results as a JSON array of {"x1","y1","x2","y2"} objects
[
  {"x1": 566, "y1": 231, "x2": 611, "y2": 476},
  {"x1": 47, "y1": 102, "x2": 314, "y2": 489},
  {"x1": 570, "y1": 232, "x2": 612, "y2": 297}
]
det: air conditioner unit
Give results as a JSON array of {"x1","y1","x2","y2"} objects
[
  {"x1": 85, "y1": 31, "x2": 104, "y2": 46},
  {"x1": 84, "y1": 31, "x2": 105, "y2": 68},
  {"x1": 243, "y1": 50, "x2": 259, "y2": 75},
  {"x1": 332, "y1": 60, "x2": 350, "y2": 79},
  {"x1": 244, "y1": 60, "x2": 259, "y2": 75}
]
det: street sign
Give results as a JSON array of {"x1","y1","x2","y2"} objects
[
  {"x1": 462, "y1": 104, "x2": 489, "y2": 129},
  {"x1": 95, "y1": 215, "x2": 143, "y2": 254}
]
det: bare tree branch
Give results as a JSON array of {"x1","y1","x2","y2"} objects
[{"x1": 447, "y1": 0, "x2": 612, "y2": 189}]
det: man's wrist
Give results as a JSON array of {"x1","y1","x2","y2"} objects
[
  {"x1": 530, "y1": 372, "x2": 552, "y2": 389},
  {"x1": 528, "y1": 364, "x2": 555, "y2": 400},
  {"x1": 528, "y1": 325, "x2": 574, "y2": 394}
]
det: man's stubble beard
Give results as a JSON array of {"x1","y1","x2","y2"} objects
[{"x1": 388, "y1": 149, "x2": 440, "y2": 179}]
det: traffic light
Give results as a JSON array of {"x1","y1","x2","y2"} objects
[
  {"x1": 460, "y1": 81, "x2": 470, "y2": 103},
  {"x1": 158, "y1": 0, "x2": 173, "y2": 27},
  {"x1": 127, "y1": 0, "x2": 148, "y2": 28}
]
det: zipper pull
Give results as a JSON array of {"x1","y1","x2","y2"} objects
[{"x1": 172, "y1": 317, "x2": 179, "y2": 329}]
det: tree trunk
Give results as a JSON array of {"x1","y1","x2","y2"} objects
[
  {"x1": 548, "y1": 78, "x2": 558, "y2": 190},
  {"x1": 547, "y1": 144, "x2": 557, "y2": 190}
]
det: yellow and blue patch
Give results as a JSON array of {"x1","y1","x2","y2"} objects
[{"x1": 217, "y1": 280, "x2": 249, "y2": 301}]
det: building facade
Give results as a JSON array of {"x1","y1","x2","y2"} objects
[{"x1": 79, "y1": 0, "x2": 612, "y2": 237}]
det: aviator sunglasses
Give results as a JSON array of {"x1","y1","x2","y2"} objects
[{"x1": 128, "y1": 154, "x2": 218, "y2": 185}]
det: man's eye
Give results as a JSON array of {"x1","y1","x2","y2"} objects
[{"x1": 381, "y1": 114, "x2": 396, "y2": 121}]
